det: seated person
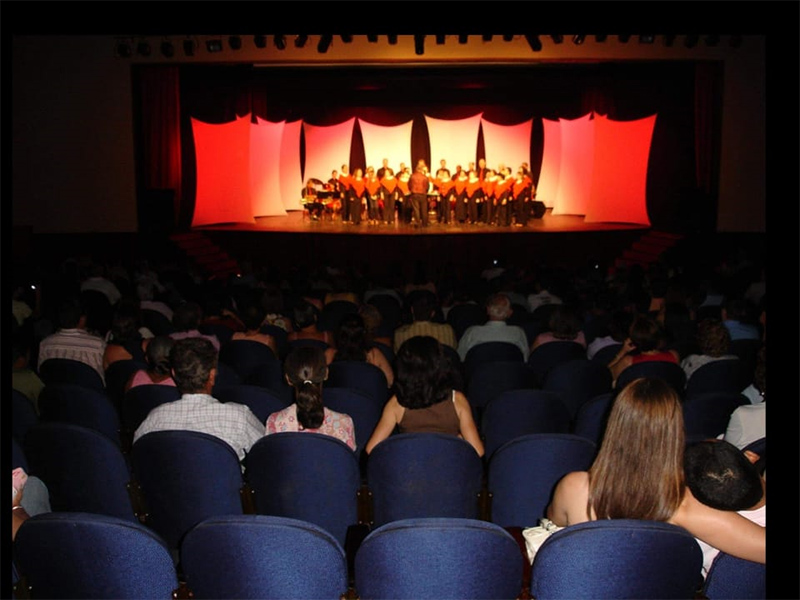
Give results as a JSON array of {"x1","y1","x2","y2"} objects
[
  {"x1": 125, "y1": 335, "x2": 176, "y2": 392},
  {"x1": 607, "y1": 314, "x2": 680, "y2": 384},
  {"x1": 325, "y1": 313, "x2": 394, "y2": 387},
  {"x1": 287, "y1": 299, "x2": 332, "y2": 346},
  {"x1": 680, "y1": 318, "x2": 738, "y2": 381},
  {"x1": 365, "y1": 336, "x2": 483, "y2": 457},
  {"x1": 12, "y1": 467, "x2": 51, "y2": 540},
  {"x1": 684, "y1": 439, "x2": 766, "y2": 578},
  {"x1": 230, "y1": 301, "x2": 279, "y2": 357},
  {"x1": 530, "y1": 304, "x2": 587, "y2": 352},
  {"x1": 265, "y1": 347, "x2": 356, "y2": 450}
]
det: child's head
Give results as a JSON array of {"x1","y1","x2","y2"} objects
[{"x1": 684, "y1": 439, "x2": 763, "y2": 511}]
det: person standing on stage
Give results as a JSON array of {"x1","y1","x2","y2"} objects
[
  {"x1": 328, "y1": 170, "x2": 343, "y2": 218},
  {"x1": 380, "y1": 166, "x2": 399, "y2": 225},
  {"x1": 512, "y1": 167, "x2": 534, "y2": 227},
  {"x1": 494, "y1": 167, "x2": 514, "y2": 227},
  {"x1": 350, "y1": 168, "x2": 366, "y2": 225},
  {"x1": 434, "y1": 168, "x2": 455, "y2": 225},
  {"x1": 397, "y1": 167, "x2": 411, "y2": 224},
  {"x1": 453, "y1": 167, "x2": 469, "y2": 224},
  {"x1": 476, "y1": 157, "x2": 488, "y2": 181},
  {"x1": 435, "y1": 159, "x2": 450, "y2": 179},
  {"x1": 483, "y1": 168, "x2": 499, "y2": 225},
  {"x1": 376, "y1": 158, "x2": 391, "y2": 180},
  {"x1": 338, "y1": 165, "x2": 353, "y2": 223},
  {"x1": 465, "y1": 169, "x2": 484, "y2": 225},
  {"x1": 408, "y1": 165, "x2": 430, "y2": 227},
  {"x1": 365, "y1": 166, "x2": 382, "y2": 225}
]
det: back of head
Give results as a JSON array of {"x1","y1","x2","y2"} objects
[
  {"x1": 410, "y1": 293, "x2": 437, "y2": 323},
  {"x1": 695, "y1": 317, "x2": 731, "y2": 357},
  {"x1": 172, "y1": 302, "x2": 202, "y2": 332},
  {"x1": 146, "y1": 335, "x2": 175, "y2": 377},
  {"x1": 239, "y1": 301, "x2": 266, "y2": 332},
  {"x1": 548, "y1": 305, "x2": 581, "y2": 340},
  {"x1": 394, "y1": 336, "x2": 450, "y2": 409},
  {"x1": 486, "y1": 293, "x2": 512, "y2": 321},
  {"x1": 57, "y1": 297, "x2": 83, "y2": 329},
  {"x1": 169, "y1": 337, "x2": 217, "y2": 394},
  {"x1": 334, "y1": 313, "x2": 368, "y2": 361},
  {"x1": 628, "y1": 313, "x2": 665, "y2": 352},
  {"x1": 589, "y1": 377, "x2": 685, "y2": 521},
  {"x1": 292, "y1": 299, "x2": 319, "y2": 331},
  {"x1": 284, "y1": 346, "x2": 328, "y2": 429},
  {"x1": 684, "y1": 440, "x2": 763, "y2": 511}
]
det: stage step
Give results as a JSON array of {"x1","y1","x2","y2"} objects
[{"x1": 168, "y1": 231, "x2": 240, "y2": 280}]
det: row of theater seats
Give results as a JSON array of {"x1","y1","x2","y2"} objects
[{"x1": 13, "y1": 511, "x2": 763, "y2": 599}]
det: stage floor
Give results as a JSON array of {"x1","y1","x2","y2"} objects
[{"x1": 196, "y1": 208, "x2": 646, "y2": 236}]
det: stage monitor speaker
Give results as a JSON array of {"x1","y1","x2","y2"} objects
[
  {"x1": 531, "y1": 201, "x2": 546, "y2": 218},
  {"x1": 138, "y1": 189, "x2": 175, "y2": 234}
]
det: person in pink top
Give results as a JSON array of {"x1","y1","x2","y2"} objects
[
  {"x1": 265, "y1": 346, "x2": 356, "y2": 450},
  {"x1": 125, "y1": 335, "x2": 177, "y2": 393}
]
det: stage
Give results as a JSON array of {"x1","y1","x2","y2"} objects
[{"x1": 193, "y1": 208, "x2": 651, "y2": 279}]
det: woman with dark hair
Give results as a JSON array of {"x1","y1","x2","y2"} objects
[
  {"x1": 230, "y1": 301, "x2": 278, "y2": 357},
  {"x1": 546, "y1": 377, "x2": 765, "y2": 565},
  {"x1": 103, "y1": 300, "x2": 150, "y2": 371},
  {"x1": 325, "y1": 313, "x2": 394, "y2": 387},
  {"x1": 125, "y1": 335, "x2": 176, "y2": 392},
  {"x1": 530, "y1": 304, "x2": 587, "y2": 352},
  {"x1": 364, "y1": 336, "x2": 483, "y2": 456},
  {"x1": 286, "y1": 299, "x2": 332, "y2": 346},
  {"x1": 607, "y1": 313, "x2": 679, "y2": 383},
  {"x1": 264, "y1": 347, "x2": 355, "y2": 450}
]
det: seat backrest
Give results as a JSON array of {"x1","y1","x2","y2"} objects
[
  {"x1": 481, "y1": 389, "x2": 571, "y2": 460},
  {"x1": 615, "y1": 360, "x2": 687, "y2": 395},
  {"x1": 702, "y1": 551, "x2": 766, "y2": 600},
  {"x1": 104, "y1": 359, "x2": 147, "y2": 410},
  {"x1": 23, "y1": 423, "x2": 138, "y2": 521},
  {"x1": 682, "y1": 392, "x2": 750, "y2": 439},
  {"x1": 465, "y1": 361, "x2": 537, "y2": 423},
  {"x1": 590, "y1": 342, "x2": 623, "y2": 366},
  {"x1": 318, "y1": 300, "x2": 360, "y2": 332},
  {"x1": 12, "y1": 388, "x2": 39, "y2": 445},
  {"x1": 354, "y1": 517, "x2": 522, "y2": 600},
  {"x1": 742, "y1": 437, "x2": 766, "y2": 465},
  {"x1": 38, "y1": 358, "x2": 105, "y2": 392},
  {"x1": 541, "y1": 358, "x2": 612, "y2": 421},
  {"x1": 12, "y1": 436, "x2": 29, "y2": 471},
  {"x1": 367, "y1": 294, "x2": 403, "y2": 331},
  {"x1": 181, "y1": 514, "x2": 348, "y2": 600},
  {"x1": 530, "y1": 519, "x2": 703, "y2": 600},
  {"x1": 198, "y1": 322, "x2": 236, "y2": 346},
  {"x1": 219, "y1": 339, "x2": 278, "y2": 382},
  {"x1": 244, "y1": 433, "x2": 360, "y2": 546},
  {"x1": 38, "y1": 383, "x2": 121, "y2": 446},
  {"x1": 527, "y1": 341, "x2": 587, "y2": 386},
  {"x1": 323, "y1": 387, "x2": 383, "y2": 455},
  {"x1": 287, "y1": 338, "x2": 331, "y2": 353},
  {"x1": 131, "y1": 430, "x2": 245, "y2": 549},
  {"x1": 571, "y1": 391, "x2": 615, "y2": 446},
  {"x1": 259, "y1": 324, "x2": 289, "y2": 360},
  {"x1": 463, "y1": 341, "x2": 524, "y2": 377},
  {"x1": 121, "y1": 384, "x2": 182, "y2": 434},
  {"x1": 487, "y1": 433, "x2": 596, "y2": 527},
  {"x1": 366, "y1": 433, "x2": 484, "y2": 527},
  {"x1": 326, "y1": 360, "x2": 389, "y2": 407},
  {"x1": 214, "y1": 383, "x2": 291, "y2": 423},
  {"x1": 685, "y1": 358, "x2": 747, "y2": 396},
  {"x1": 14, "y1": 511, "x2": 178, "y2": 600}
]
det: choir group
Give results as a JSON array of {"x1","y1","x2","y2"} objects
[{"x1": 303, "y1": 157, "x2": 538, "y2": 227}]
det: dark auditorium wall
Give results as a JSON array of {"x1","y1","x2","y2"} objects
[{"x1": 12, "y1": 34, "x2": 767, "y2": 235}]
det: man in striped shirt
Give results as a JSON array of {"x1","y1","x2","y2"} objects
[{"x1": 393, "y1": 292, "x2": 457, "y2": 353}]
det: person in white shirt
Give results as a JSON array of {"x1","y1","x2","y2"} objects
[{"x1": 457, "y1": 293, "x2": 529, "y2": 362}]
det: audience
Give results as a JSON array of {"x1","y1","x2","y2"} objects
[
  {"x1": 724, "y1": 345, "x2": 766, "y2": 449},
  {"x1": 325, "y1": 313, "x2": 394, "y2": 387},
  {"x1": 103, "y1": 300, "x2": 150, "y2": 371},
  {"x1": 366, "y1": 336, "x2": 484, "y2": 457},
  {"x1": 170, "y1": 301, "x2": 220, "y2": 351},
  {"x1": 125, "y1": 335, "x2": 176, "y2": 392},
  {"x1": 607, "y1": 313, "x2": 679, "y2": 384},
  {"x1": 287, "y1": 298, "x2": 333, "y2": 346},
  {"x1": 547, "y1": 377, "x2": 765, "y2": 565},
  {"x1": 393, "y1": 292, "x2": 457, "y2": 352},
  {"x1": 229, "y1": 300, "x2": 279, "y2": 357},
  {"x1": 684, "y1": 440, "x2": 766, "y2": 577},
  {"x1": 530, "y1": 304, "x2": 586, "y2": 352},
  {"x1": 265, "y1": 346, "x2": 356, "y2": 450},
  {"x1": 37, "y1": 296, "x2": 107, "y2": 385},
  {"x1": 457, "y1": 292, "x2": 530, "y2": 362},
  {"x1": 12, "y1": 332, "x2": 45, "y2": 413},
  {"x1": 680, "y1": 317, "x2": 737, "y2": 381},
  {"x1": 133, "y1": 337, "x2": 264, "y2": 461}
]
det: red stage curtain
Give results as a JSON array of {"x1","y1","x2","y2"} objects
[
  {"x1": 250, "y1": 119, "x2": 288, "y2": 217},
  {"x1": 358, "y1": 119, "x2": 414, "y2": 174},
  {"x1": 480, "y1": 118, "x2": 533, "y2": 175},
  {"x1": 536, "y1": 118, "x2": 562, "y2": 208},
  {"x1": 191, "y1": 115, "x2": 254, "y2": 226},
  {"x1": 425, "y1": 113, "x2": 483, "y2": 171},
  {"x1": 303, "y1": 118, "x2": 356, "y2": 189},
  {"x1": 585, "y1": 114, "x2": 655, "y2": 225},
  {"x1": 552, "y1": 113, "x2": 594, "y2": 216},
  {"x1": 272, "y1": 119, "x2": 303, "y2": 212}
]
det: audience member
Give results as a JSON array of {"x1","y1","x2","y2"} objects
[
  {"x1": 37, "y1": 296, "x2": 107, "y2": 384},
  {"x1": 133, "y1": 338, "x2": 263, "y2": 461},
  {"x1": 547, "y1": 378, "x2": 765, "y2": 565},
  {"x1": 265, "y1": 346, "x2": 356, "y2": 450},
  {"x1": 393, "y1": 292, "x2": 457, "y2": 352},
  {"x1": 457, "y1": 293, "x2": 530, "y2": 361},
  {"x1": 170, "y1": 301, "x2": 220, "y2": 351},
  {"x1": 684, "y1": 440, "x2": 766, "y2": 577},
  {"x1": 358, "y1": 303, "x2": 393, "y2": 349},
  {"x1": 721, "y1": 297, "x2": 760, "y2": 341},
  {"x1": 325, "y1": 313, "x2": 394, "y2": 387},
  {"x1": 530, "y1": 304, "x2": 587, "y2": 352},
  {"x1": 230, "y1": 301, "x2": 278, "y2": 357},
  {"x1": 607, "y1": 313, "x2": 679, "y2": 384},
  {"x1": 725, "y1": 345, "x2": 765, "y2": 449},
  {"x1": 260, "y1": 285, "x2": 294, "y2": 332},
  {"x1": 586, "y1": 309, "x2": 632, "y2": 360},
  {"x1": 287, "y1": 298, "x2": 333, "y2": 346},
  {"x1": 680, "y1": 317, "x2": 737, "y2": 381},
  {"x1": 366, "y1": 336, "x2": 484, "y2": 456},
  {"x1": 80, "y1": 262, "x2": 122, "y2": 306},
  {"x1": 103, "y1": 300, "x2": 150, "y2": 371},
  {"x1": 12, "y1": 332, "x2": 45, "y2": 413},
  {"x1": 125, "y1": 335, "x2": 176, "y2": 392},
  {"x1": 12, "y1": 467, "x2": 51, "y2": 541}
]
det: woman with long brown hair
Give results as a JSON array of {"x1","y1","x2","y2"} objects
[{"x1": 547, "y1": 377, "x2": 765, "y2": 565}]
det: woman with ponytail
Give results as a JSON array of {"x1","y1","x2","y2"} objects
[{"x1": 264, "y1": 346, "x2": 356, "y2": 450}]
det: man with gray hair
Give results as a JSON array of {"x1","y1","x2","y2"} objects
[{"x1": 457, "y1": 293, "x2": 530, "y2": 361}]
